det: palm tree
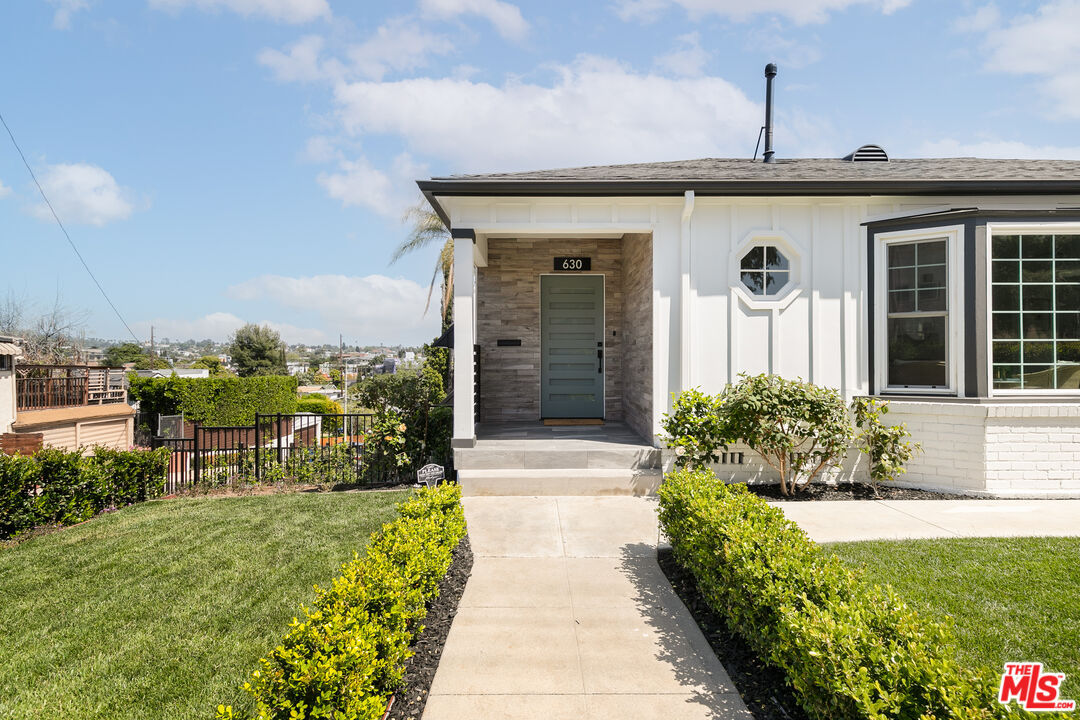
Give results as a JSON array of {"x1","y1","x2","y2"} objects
[{"x1": 394, "y1": 201, "x2": 453, "y2": 330}]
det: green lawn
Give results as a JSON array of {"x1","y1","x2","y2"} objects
[
  {"x1": 0, "y1": 490, "x2": 408, "y2": 720},
  {"x1": 826, "y1": 537, "x2": 1080, "y2": 698}
]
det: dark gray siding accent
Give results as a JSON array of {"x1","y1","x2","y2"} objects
[
  {"x1": 963, "y1": 218, "x2": 978, "y2": 397},
  {"x1": 866, "y1": 209, "x2": 1080, "y2": 399},
  {"x1": 973, "y1": 224, "x2": 989, "y2": 397}
]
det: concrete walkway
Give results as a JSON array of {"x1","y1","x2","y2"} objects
[
  {"x1": 772, "y1": 499, "x2": 1080, "y2": 543},
  {"x1": 423, "y1": 496, "x2": 751, "y2": 720}
]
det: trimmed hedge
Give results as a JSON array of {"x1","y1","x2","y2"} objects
[
  {"x1": 657, "y1": 468, "x2": 1031, "y2": 720},
  {"x1": 129, "y1": 375, "x2": 298, "y2": 426},
  {"x1": 216, "y1": 484, "x2": 467, "y2": 720},
  {"x1": 0, "y1": 446, "x2": 170, "y2": 539}
]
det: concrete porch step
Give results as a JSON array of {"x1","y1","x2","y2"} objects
[
  {"x1": 454, "y1": 445, "x2": 661, "y2": 471},
  {"x1": 457, "y1": 468, "x2": 663, "y2": 497}
]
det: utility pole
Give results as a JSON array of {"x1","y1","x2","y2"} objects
[{"x1": 150, "y1": 325, "x2": 155, "y2": 364}]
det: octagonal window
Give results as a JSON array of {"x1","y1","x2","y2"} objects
[{"x1": 740, "y1": 245, "x2": 790, "y2": 296}]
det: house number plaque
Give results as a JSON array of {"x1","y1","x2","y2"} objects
[{"x1": 554, "y1": 257, "x2": 591, "y2": 271}]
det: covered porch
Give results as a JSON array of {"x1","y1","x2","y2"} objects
[{"x1": 451, "y1": 230, "x2": 656, "y2": 451}]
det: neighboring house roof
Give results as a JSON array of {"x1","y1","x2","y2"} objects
[
  {"x1": 0, "y1": 343, "x2": 22, "y2": 356},
  {"x1": 417, "y1": 157, "x2": 1080, "y2": 225},
  {"x1": 13, "y1": 402, "x2": 135, "y2": 430}
]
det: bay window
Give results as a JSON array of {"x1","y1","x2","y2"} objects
[{"x1": 990, "y1": 231, "x2": 1080, "y2": 391}]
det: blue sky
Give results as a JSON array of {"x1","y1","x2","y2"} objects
[{"x1": 2, "y1": 0, "x2": 1079, "y2": 346}]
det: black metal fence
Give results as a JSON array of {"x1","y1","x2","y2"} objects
[{"x1": 151, "y1": 413, "x2": 379, "y2": 493}]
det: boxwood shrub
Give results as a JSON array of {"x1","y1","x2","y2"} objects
[
  {"x1": 0, "y1": 446, "x2": 169, "y2": 539},
  {"x1": 216, "y1": 484, "x2": 467, "y2": 720},
  {"x1": 657, "y1": 467, "x2": 1034, "y2": 720}
]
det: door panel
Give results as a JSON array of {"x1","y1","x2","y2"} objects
[{"x1": 541, "y1": 275, "x2": 604, "y2": 418}]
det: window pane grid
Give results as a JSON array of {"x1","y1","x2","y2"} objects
[
  {"x1": 740, "y1": 245, "x2": 790, "y2": 297},
  {"x1": 885, "y1": 238, "x2": 948, "y2": 388},
  {"x1": 991, "y1": 234, "x2": 1080, "y2": 390}
]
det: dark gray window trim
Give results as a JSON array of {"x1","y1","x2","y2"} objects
[{"x1": 866, "y1": 209, "x2": 1080, "y2": 398}]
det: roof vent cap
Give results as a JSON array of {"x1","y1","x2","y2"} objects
[{"x1": 844, "y1": 144, "x2": 888, "y2": 162}]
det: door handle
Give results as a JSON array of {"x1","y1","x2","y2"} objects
[{"x1": 597, "y1": 344, "x2": 603, "y2": 374}]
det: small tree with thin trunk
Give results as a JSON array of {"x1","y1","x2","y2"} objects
[{"x1": 722, "y1": 373, "x2": 853, "y2": 496}]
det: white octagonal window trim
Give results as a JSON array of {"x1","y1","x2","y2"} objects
[{"x1": 729, "y1": 229, "x2": 806, "y2": 310}]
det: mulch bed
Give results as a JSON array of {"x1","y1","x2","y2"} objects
[
  {"x1": 386, "y1": 535, "x2": 473, "y2": 720},
  {"x1": 745, "y1": 482, "x2": 982, "y2": 501},
  {"x1": 658, "y1": 547, "x2": 809, "y2": 720}
]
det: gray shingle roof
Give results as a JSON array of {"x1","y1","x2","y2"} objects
[
  {"x1": 417, "y1": 157, "x2": 1080, "y2": 226},
  {"x1": 430, "y1": 157, "x2": 1080, "y2": 184}
]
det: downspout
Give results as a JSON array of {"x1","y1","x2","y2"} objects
[{"x1": 680, "y1": 190, "x2": 695, "y2": 390}]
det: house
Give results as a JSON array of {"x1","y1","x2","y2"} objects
[
  {"x1": 419, "y1": 117, "x2": 1080, "y2": 497},
  {"x1": 0, "y1": 338, "x2": 19, "y2": 436},
  {"x1": 298, "y1": 384, "x2": 343, "y2": 401},
  {"x1": 0, "y1": 340, "x2": 134, "y2": 454},
  {"x1": 133, "y1": 368, "x2": 210, "y2": 379}
]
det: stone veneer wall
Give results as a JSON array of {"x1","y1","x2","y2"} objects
[
  {"x1": 477, "y1": 237, "x2": 625, "y2": 422},
  {"x1": 620, "y1": 233, "x2": 653, "y2": 441}
]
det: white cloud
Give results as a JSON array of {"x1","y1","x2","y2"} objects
[
  {"x1": 953, "y1": 3, "x2": 1000, "y2": 32},
  {"x1": 257, "y1": 34, "x2": 336, "y2": 82},
  {"x1": 965, "y1": 1, "x2": 1080, "y2": 118},
  {"x1": 29, "y1": 163, "x2": 137, "y2": 227},
  {"x1": 258, "y1": 19, "x2": 454, "y2": 84},
  {"x1": 0, "y1": 179, "x2": 11, "y2": 198},
  {"x1": 134, "y1": 312, "x2": 327, "y2": 344},
  {"x1": 47, "y1": 0, "x2": 90, "y2": 30},
  {"x1": 330, "y1": 55, "x2": 773, "y2": 173},
  {"x1": 614, "y1": 0, "x2": 910, "y2": 24},
  {"x1": 347, "y1": 17, "x2": 454, "y2": 80},
  {"x1": 918, "y1": 137, "x2": 1080, "y2": 160},
  {"x1": 419, "y1": 0, "x2": 528, "y2": 40},
  {"x1": 227, "y1": 274, "x2": 442, "y2": 344},
  {"x1": 300, "y1": 135, "x2": 342, "y2": 163},
  {"x1": 654, "y1": 32, "x2": 708, "y2": 76},
  {"x1": 318, "y1": 152, "x2": 426, "y2": 217},
  {"x1": 148, "y1": 0, "x2": 330, "y2": 24}
]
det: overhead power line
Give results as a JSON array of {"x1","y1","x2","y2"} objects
[{"x1": 0, "y1": 109, "x2": 141, "y2": 345}]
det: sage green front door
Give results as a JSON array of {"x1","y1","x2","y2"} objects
[{"x1": 540, "y1": 274, "x2": 604, "y2": 419}]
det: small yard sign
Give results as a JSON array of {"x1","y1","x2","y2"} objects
[
  {"x1": 554, "y1": 256, "x2": 591, "y2": 271},
  {"x1": 416, "y1": 463, "x2": 445, "y2": 488}
]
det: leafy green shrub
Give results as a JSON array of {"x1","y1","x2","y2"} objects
[
  {"x1": 0, "y1": 453, "x2": 40, "y2": 538},
  {"x1": 852, "y1": 397, "x2": 922, "y2": 494},
  {"x1": 361, "y1": 414, "x2": 410, "y2": 484},
  {"x1": 297, "y1": 393, "x2": 344, "y2": 435},
  {"x1": 216, "y1": 484, "x2": 467, "y2": 720},
  {"x1": 128, "y1": 375, "x2": 298, "y2": 426},
  {"x1": 0, "y1": 446, "x2": 169, "y2": 539},
  {"x1": 658, "y1": 467, "x2": 1026, "y2": 720},
  {"x1": 354, "y1": 367, "x2": 447, "y2": 473},
  {"x1": 660, "y1": 388, "x2": 729, "y2": 468},
  {"x1": 722, "y1": 373, "x2": 853, "y2": 495}
]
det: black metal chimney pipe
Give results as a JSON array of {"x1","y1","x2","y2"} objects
[{"x1": 763, "y1": 62, "x2": 777, "y2": 164}]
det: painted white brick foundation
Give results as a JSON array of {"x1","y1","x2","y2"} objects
[{"x1": 883, "y1": 402, "x2": 1080, "y2": 498}]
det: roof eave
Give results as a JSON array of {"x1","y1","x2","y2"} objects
[{"x1": 417, "y1": 178, "x2": 1080, "y2": 202}]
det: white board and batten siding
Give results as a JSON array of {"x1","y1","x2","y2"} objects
[{"x1": 442, "y1": 193, "x2": 1080, "y2": 420}]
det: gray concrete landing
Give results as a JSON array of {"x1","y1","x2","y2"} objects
[
  {"x1": 456, "y1": 422, "x2": 663, "y2": 496},
  {"x1": 422, "y1": 497, "x2": 751, "y2": 720}
]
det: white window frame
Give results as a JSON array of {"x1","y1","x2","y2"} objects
[
  {"x1": 874, "y1": 225, "x2": 965, "y2": 396},
  {"x1": 985, "y1": 222, "x2": 1080, "y2": 398}
]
